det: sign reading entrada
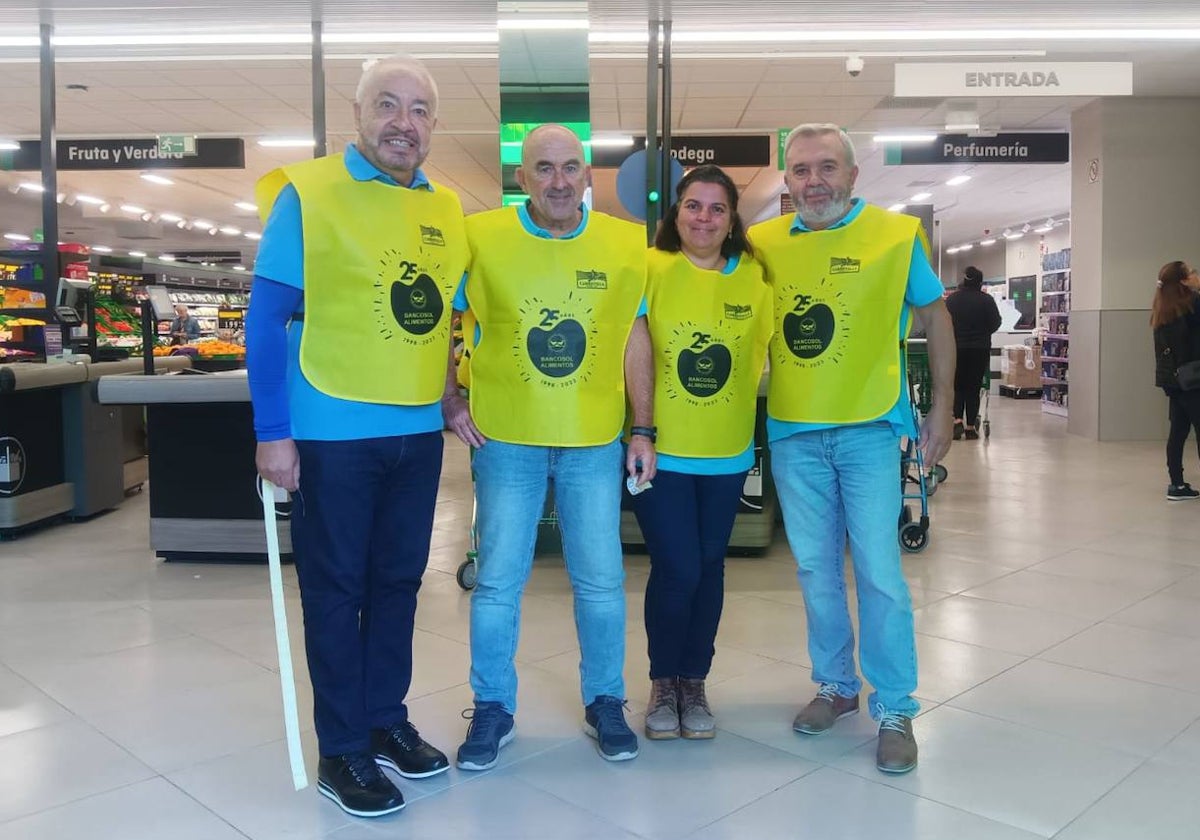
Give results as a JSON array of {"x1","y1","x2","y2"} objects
[{"x1": 894, "y1": 62, "x2": 1133, "y2": 98}]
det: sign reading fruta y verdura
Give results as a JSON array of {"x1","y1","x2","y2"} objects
[{"x1": 894, "y1": 62, "x2": 1133, "y2": 98}]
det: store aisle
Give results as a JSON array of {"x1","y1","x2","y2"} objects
[{"x1": 2, "y1": 399, "x2": 1199, "y2": 840}]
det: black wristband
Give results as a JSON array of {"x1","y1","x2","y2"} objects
[{"x1": 630, "y1": 425, "x2": 657, "y2": 442}]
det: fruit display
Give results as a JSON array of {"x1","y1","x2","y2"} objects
[
  {"x1": 94, "y1": 296, "x2": 142, "y2": 347},
  {"x1": 194, "y1": 339, "x2": 245, "y2": 358},
  {"x1": 0, "y1": 286, "x2": 46, "y2": 309}
]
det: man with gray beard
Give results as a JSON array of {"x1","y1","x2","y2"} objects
[{"x1": 750, "y1": 123, "x2": 955, "y2": 775}]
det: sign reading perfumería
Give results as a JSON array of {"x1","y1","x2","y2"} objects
[
  {"x1": 885, "y1": 133, "x2": 1069, "y2": 165},
  {"x1": 894, "y1": 62, "x2": 1133, "y2": 98}
]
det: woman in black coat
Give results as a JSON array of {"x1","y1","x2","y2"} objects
[
  {"x1": 1152, "y1": 260, "x2": 1200, "y2": 500},
  {"x1": 945, "y1": 266, "x2": 1002, "y2": 440}
]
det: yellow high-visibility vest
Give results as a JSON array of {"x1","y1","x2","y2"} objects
[
  {"x1": 256, "y1": 154, "x2": 467, "y2": 404},
  {"x1": 464, "y1": 207, "x2": 646, "y2": 446},
  {"x1": 645, "y1": 248, "x2": 773, "y2": 457},
  {"x1": 752, "y1": 205, "x2": 921, "y2": 423}
]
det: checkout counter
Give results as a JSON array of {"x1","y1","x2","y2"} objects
[
  {"x1": 0, "y1": 357, "x2": 188, "y2": 533},
  {"x1": 97, "y1": 368, "x2": 288, "y2": 562}
]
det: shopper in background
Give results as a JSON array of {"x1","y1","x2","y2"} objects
[
  {"x1": 169, "y1": 303, "x2": 201, "y2": 344},
  {"x1": 246, "y1": 54, "x2": 468, "y2": 818},
  {"x1": 751, "y1": 123, "x2": 955, "y2": 775},
  {"x1": 1152, "y1": 260, "x2": 1200, "y2": 501},
  {"x1": 442, "y1": 124, "x2": 653, "y2": 770},
  {"x1": 946, "y1": 265, "x2": 1002, "y2": 440},
  {"x1": 634, "y1": 165, "x2": 772, "y2": 741}
]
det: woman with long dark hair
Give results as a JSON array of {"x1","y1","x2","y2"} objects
[
  {"x1": 634, "y1": 165, "x2": 772, "y2": 740},
  {"x1": 1152, "y1": 260, "x2": 1200, "y2": 500}
]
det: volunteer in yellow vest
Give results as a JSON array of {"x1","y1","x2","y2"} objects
[
  {"x1": 751, "y1": 123, "x2": 955, "y2": 776},
  {"x1": 634, "y1": 165, "x2": 772, "y2": 742},
  {"x1": 442, "y1": 124, "x2": 654, "y2": 768},
  {"x1": 247, "y1": 55, "x2": 466, "y2": 819}
]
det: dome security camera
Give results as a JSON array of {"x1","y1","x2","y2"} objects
[{"x1": 846, "y1": 55, "x2": 864, "y2": 77}]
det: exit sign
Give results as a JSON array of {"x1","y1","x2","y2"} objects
[{"x1": 156, "y1": 135, "x2": 196, "y2": 156}]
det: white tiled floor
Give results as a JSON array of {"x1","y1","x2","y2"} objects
[{"x1": 3, "y1": 399, "x2": 1200, "y2": 839}]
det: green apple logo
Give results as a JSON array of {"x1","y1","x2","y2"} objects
[
  {"x1": 783, "y1": 299, "x2": 835, "y2": 359},
  {"x1": 677, "y1": 342, "x2": 732, "y2": 397},
  {"x1": 390, "y1": 271, "x2": 443, "y2": 336},
  {"x1": 527, "y1": 308, "x2": 586, "y2": 378}
]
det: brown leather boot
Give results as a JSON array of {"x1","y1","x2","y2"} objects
[
  {"x1": 644, "y1": 677, "x2": 680, "y2": 740},
  {"x1": 678, "y1": 678, "x2": 716, "y2": 740}
]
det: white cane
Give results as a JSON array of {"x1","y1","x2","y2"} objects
[{"x1": 261, "y1": 478, "x2": 309, "y2": 791}]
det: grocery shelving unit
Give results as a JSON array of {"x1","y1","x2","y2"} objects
[{"x1": 1039, "y1": 248, "x2": 1071, "y2": 417}]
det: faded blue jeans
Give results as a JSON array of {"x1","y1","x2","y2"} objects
[
  {"x1": 469, "y1": 438, "x2": 626, "y2": 713},
  {"x1": 771, "y1": 423, "x2": 920, "y2": 719}
]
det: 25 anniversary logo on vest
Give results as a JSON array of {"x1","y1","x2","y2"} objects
[
  {"x1": 376, "y1": 246, "x2": 448, "y2": 347},
  {"x1": 517, "y1": 293, "x2": 598, "y2": 388},
  {"x1": 662, "y1": 322, "x2": 737, "y2": 407},
  {"x1": 778, "y1": 278, "x2": 852, "y2": 367}
]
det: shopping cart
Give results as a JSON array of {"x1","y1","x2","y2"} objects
[{"x1": 899, "y1": 340, "x2": 945, "y2": 553}]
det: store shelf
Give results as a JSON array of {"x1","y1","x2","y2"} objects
[
  {"x1": 1042, "y1": 355, "x2": 1069, "y2": 363},
  {"x1": 1041, "y1": 377, "x2": 1068, "y2": 385}
]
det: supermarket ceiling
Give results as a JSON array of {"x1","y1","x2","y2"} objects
[{"x1": 1, "y1": 1, "x2": 1199, "y2": 265}]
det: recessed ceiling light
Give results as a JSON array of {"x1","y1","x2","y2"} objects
[
  {"x1": 588, "y1": 136, "x2": 635, "y2": 148},
  {"x1": 0, "y1": 140, "x2": 19, "y2": 150},
  {"x1": 17, "y1": 182, "x2": 44, "y2": 193},
  {"x1": 192, "y1": 220, "x2": 214, "y2": 230},
  {"x1": 159, "y1": 254, "x2": 176, "y2": 261},
  {"x1": 946, "y1": 246, "x2": 959, "y2": 254},
  {"x1": 909, "y1": 192, "x2": 932, "y2": 202},
  {"x1": 887, "y1": 203, "x2": 907, "y2": 212},
  {"x1": 1034, "y1": 225, "x2": 1053, "y2": 233},
  {"x1": 980, "y1": 238, "x2": 996, "y2": 246},
  {"x1": 234, "y1": 201, "x2": 258, "y2": 212},
  {"x1": 140, "y1": 173, "x2": 174, "y2": 185},
  {"x1": 75, "y1": 194, "x2": 105, "y2": 205},
  {"x1": 497, "y1": 18, "x2": 589, "y2": 30},
  {"x1": 219, "y1": 226, "x2": 241, "y2": 235},
  {"x1": 119, "y1": 204, "x2": 146, "y2": 214},
  {"x1": 232, "y1": 265, "x2": 247, "y2": 271},
  {"x1": 1005, "y1": 232, "x2": 1024, "y2": 240},
  {"x1": 257, "y1": 137, "x2": 316, "y2": 148},
  {"x1": 91, "y1": 245, "x2": 113, "y2": 253},
  {"x1": 98, "y1": 203, "x2": 111, "y2": 213},
  {"x1": 3, "y1": 232, "x2": 30, "y2": 241},
  {"x1": 958, "y1": 244, "x2": 973, "y2": 251},
  {"x1": 873, "y1": 133, "x2": 937, "y2": 143},
  {"x1": 158, "y1": 212, "x2": 183, "y2": 222},
  {"x1": 946, "y1": 175, "x2": 972, "y2": 186},
  {"x1": 128, "y1": 250, "x2": 147, "y2": 257},
  {"x1": 244, "y1": 231, "x2": 262, "y2": 240}
]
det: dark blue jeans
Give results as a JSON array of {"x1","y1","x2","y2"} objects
[
  {"x1": 292, "y1": 432, "x2": 443, "y2": 756},
  {"x1": 632, "y1": 469, "x2": 747, "y2": 679}
]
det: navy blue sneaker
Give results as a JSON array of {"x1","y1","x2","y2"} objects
[
  {"x1": 456, "y1": 701, "x2": 515, "y2": 771},
  {"x1": 584, "y1": 696, "x2": 639, "y2": 762}
]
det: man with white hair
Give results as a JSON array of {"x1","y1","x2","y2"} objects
[
  {"x1": 247, "y1": 55, "x2": 467, "y2": 817},
  {"x1": 751, "y1": 123, "x2": 955, "y2": 775}
]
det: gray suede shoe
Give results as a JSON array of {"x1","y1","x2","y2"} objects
[
  {"x1": 876, "y1": 713, "x2": 918, "y2": 774},
  {"x1": 644, "y1": 677, "x2": 680, "y2": 740},
  {"x1": 792, "y1": 684, "x2": 860, "y2": 735},
  {"x1": 679, "y1": 678, "x2": 715, "y2": 740}
]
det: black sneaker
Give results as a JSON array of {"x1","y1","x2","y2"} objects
[
  {"x1": 584, "y1": 696, "x2": 639, "y2": 762},
  {"x1": 952, "y1": 422, "x2": 964, "y2": 441},
  {"x1": 317, "y1": 753, "x2": 405, "y2": 818},
  {"x1": 372, "y1": 720, "x2": 449, "y2": 779},
  {"x1": 1168, "y1": 483, "x2": 1200, "y2": 501},
  {"x1": 456, "y1": 701, "x2": 515, "y2": 771}
]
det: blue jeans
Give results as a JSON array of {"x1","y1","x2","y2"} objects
[
  {"x1": 771, "y1": 423, "x2": 919, "y2": 719},
  {"x1": 469, "y1": 438, "x2": 626, "y2": 713},
  {"x1": 292, "y1": 432, "x2": 444, "y2": 755},
  {"x1": 632, "y1": 469, "x2": 746, "y2": 679}
]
